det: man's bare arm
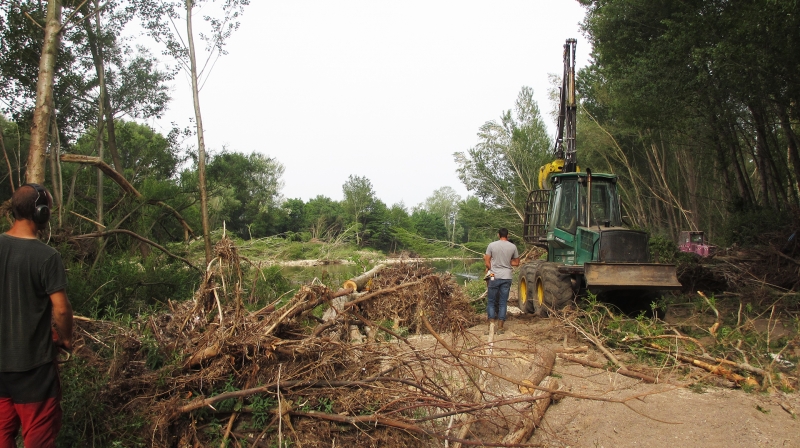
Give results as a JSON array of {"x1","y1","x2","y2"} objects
[
  {"x1": 50, "y1": 289, "x2": 74, "y2": 351},
  {"x1": 483, "y1": 254, "x2": 492, "y2": 271},
  {"x1": 511, "y1": 258, "x2": 520, "y2": 267}
]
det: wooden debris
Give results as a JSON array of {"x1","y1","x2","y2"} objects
[
  {"x1": 665, "y1": 348, "x2": 759, "y2": 388},
  {"x1": 342, "y1": 263, "x2": 387, "y2": 291},
  {"x1": 559, "y1": 353, "x2": 660, "y2": 384},
  {"x1": 503, "y1": 376, "x2": 560, "y2": 444}
]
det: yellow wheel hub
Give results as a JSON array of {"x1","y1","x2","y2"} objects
[{"x1": 536, "y1": 279, "x2": 545, "y2": 307}]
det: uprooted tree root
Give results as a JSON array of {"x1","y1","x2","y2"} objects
[{"x1": 71, "y1": 238, "x2": 588, "y2": 447}]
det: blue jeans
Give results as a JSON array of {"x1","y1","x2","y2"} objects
[{"x1": 487, "y1": 278, "x2": 512, "y2": 321}]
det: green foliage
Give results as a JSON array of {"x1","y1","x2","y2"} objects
[
  {"x1": 392, "y1": 228, "x2": 471, "y2": 258},
  {"x1": 142, "y1": 333, "x2": 165, "y2": 370},
  {"x1": 648, "y1": 233, "x2": 678, "y2": 263},
  {"x1": 205, "y1": 150, "x2": 286, "y2": 239},
  {"x1": 215, "y1": 376, "x2": 241, "y2": 413},
  {"x1": 116, "y1": 122, "x2": 177, "y2": 181},
  {"x1": 458, "y1": 196, "x2": 497, "y2": 243},
  {"x1": 463, "y1": 280, "x2": 487, "y2": 314},
  {"x1": 247, "y1": 265, "x2": 293, "y2": 309},
  {"x1": 718, "y1": 206, "x2": 791, "y2": 247},
  {"x1": 454, "y1": 86, "x2": 552, "y2": 222},
  {"x1": 302, "y1": 195, "x2": 346, "y2": 240},
  {"x1": 58, "y1": 358, "x2": 145, "y2": 447},
  {"x1": 341, "y1": 175, "x2": 376, "y2": 245},
  {"x1": 410, "y1": 208, "x2": 448, "y2": 241},
  {"x1": 248, "y1": 395, "x2": 276, "y2": 428},
  {"x1": 1, "y1": 1, "x2": 172, "y2": 155},
  {"x1": 316, "y1": 397, "x2": 335, "y2": 413},
  {"x1": 422, "y1": 186, "x2": 462, "y2": 243},
  {"x1": 65, "y1": 252, "x2": 197, "y2": 319},
  {"x1": 578, "y1": 0, "x2": 800, "y2": 237}
]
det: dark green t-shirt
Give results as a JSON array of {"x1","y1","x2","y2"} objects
[{"x1": 0, "y1": 233, "x2": 68, "y2": 372}]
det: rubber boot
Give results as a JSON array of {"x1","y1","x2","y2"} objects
[{"x1": 497, "y1": 319, "x2": 505, "y2": 335}]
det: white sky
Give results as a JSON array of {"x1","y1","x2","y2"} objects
[{"x1": 148, "y1": 1, "x2": 591, "y2": 209}]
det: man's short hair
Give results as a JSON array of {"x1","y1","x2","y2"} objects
[
  {"x1": 498, "y1": 228, "x2": 509, "y2": 238},
  {"x1": 11, "y1": 184, "x2": 44, "y2": 221}
]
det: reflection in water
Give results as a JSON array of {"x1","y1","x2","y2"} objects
[{"x1": 430, "y1": 258, "x2": 482, "y2": 280}]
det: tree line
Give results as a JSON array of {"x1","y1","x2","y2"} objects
[
  {"x1": 0, "y1": 0, "x2": 529, "y2": 260},
  {"x1": 576, "y1": 0, "x2": 800, "y2": 242},
  {"x1": 4, "y1": 0, "x2": 795, "y2": 262}
]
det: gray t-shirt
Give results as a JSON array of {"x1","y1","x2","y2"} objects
[
  {"x1": 0, "y1": 234, "x2": 68, "y2": 372},
  {"x1": 485, "y1": 239, "x2": 519, "y2": 280}
]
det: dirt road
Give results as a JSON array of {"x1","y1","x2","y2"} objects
[{"x1": 493, "y1": 316, "x2": 800, "y2": 447}]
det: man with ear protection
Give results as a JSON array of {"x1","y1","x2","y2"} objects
[{"x1": 0, "y1": 183, "x2": 73, "y2": 447}]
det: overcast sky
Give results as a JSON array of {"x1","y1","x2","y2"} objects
[{"x1": 148, "y1": 1, "x2": 591, "y2": 209}]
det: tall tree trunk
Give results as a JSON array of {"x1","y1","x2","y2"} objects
[
  {"x1": 706, "y1": 110, "x2": 737, "y2": 206},
  {"x1": 92, "y1": 4, "x2": 105, "y2": 240},
  {"x1": 83, "y1": 3, "x2": 124, "y2": 174},
  {"x1": 48, "y1": 108, "x2": 62, "y2": 225},
  {"x1": 749, "y1": 104, "x2": 782, "y2": 209},
  {"x1": 777, "y1": 106, "x2": 800, "y2": 207},
  {"x1": 675, "y1": 144, "x2": 700, "y2": 231},
  {"x1": 710, "y1": 97, "x2": 755, "y2": 208},
  {"x1": 710, "y1": 137, "x2": 733, "y2": 203},
  {"x1": 0, "y1": 131, "x2": 13, "y2": 192},
  {"x1": 103, "y1": 92, "x2": 121, "y2": 172},
  {"x1": 730, "y1": 125, "x2": 755, "y2": 206},
  {"x1": 26, "y1": 0, "x2": 62, "y2": 184},
  {"x1": 186, "y1": 0, "x2": 212, "y2": 264}
]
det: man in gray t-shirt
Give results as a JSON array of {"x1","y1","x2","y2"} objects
[{"x1": 484, "y1": 228, "x2": 519, "y2": 334}]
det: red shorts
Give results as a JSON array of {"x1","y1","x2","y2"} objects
[{"x1": 0, "y1": 362, "x2": 62, "y2": 448}]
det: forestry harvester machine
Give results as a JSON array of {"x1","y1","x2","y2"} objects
[{"x1": 517, "y1": 39, "x2": 681, "y2": 315}]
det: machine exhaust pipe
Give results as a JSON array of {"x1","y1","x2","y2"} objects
[{"x1": 585, "y1": 168, "x2": 592, "y2": 227}]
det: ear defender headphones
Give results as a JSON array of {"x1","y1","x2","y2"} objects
[{"x1": 23, "y1": 183, "x2": 51, "y2": 224}]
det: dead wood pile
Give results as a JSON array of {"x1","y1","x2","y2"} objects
[
  {"x1": 678, "y1": 228, "x2": 800, "y2": 297},
  {"x1": 71, "y1": 238, "x2": 557, "y2": 447}
]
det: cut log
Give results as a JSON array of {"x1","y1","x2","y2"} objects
[
  {"x1": 452, "y1": 342, "x2": 555, "y2": 448},
  {"x1": 342, "y1": 263, "x2": 387, "y2": 292},
  {"x1": 503, "y1": 376, "x2": 560, "y2": 444}
]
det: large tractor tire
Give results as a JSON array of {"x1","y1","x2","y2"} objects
[
  {"x1": 533, "y1": 262, "x2": 574, "y2": 316},
  {"x1": 518, "y1": 260, "x2": 545, "y2": 315}
]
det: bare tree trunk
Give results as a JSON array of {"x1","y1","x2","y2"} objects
[
  {"x1": 186, "y1": 0, "x2": 212, "y2": 263},
  {"x1": 83, "y1": 2, "x2": 124, "y2": 174},
  {"x1": 26, "y1": 0, "x2": 62, "y2": 184},
  {"x1": 777, "y1": 106, "x2": 800, "y2": 206},
  {"x1": 675, "y1": 144, "x2": 700, "y2": 231},
  {"x1": 91, "y1": 4, "x2": 106, "y2": 245},
  {"x1": 0, "y1": 131, "x2": 14, "y2": 192},
  {"x1": 750, "y1": 104, "x2": 782, "y2": 209},
  {"x1": 730, "y1": 125, "x2": 755, "y2": 206},
  {"x1": 103, "y1": 93, "x2": 122, "y2": 172},
  {"x1": 48, "y1": 109, "x2": 63, "y2": 225}
]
